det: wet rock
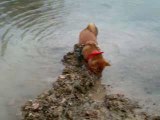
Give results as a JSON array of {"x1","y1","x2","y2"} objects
[
  {"x1": 32, "y1": 102, "x2": 40, "y2": 111},
  {"x1": 84, "y1": 110, "x2": 98, "y2": 119},
  {"x1": 152, "y1": 116, "x2": 160, "y2": 120},
  {"x1": 66, "y1": 110, "x2": 73, "y2": 120}
]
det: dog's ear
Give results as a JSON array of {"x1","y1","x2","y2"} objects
[{"x1": 104, "y1": 60, "x2": 111, "y2": 66}]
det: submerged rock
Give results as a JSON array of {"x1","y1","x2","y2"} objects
[{"x1": 21, "y1": 44, "x2": 159, "y2": 120}]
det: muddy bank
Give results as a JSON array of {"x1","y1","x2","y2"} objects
[{"x1": 21, "y1": 45, "x2": 160, "y2": 120}]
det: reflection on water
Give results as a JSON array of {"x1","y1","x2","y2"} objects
[{"x1": 0, "y1": 0, "x2": 160, "y2": 119}]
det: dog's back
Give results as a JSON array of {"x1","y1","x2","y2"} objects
[{"x1": 78, "y1": 23, "x2": 110, "y2": 77}]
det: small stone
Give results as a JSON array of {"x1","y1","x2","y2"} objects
[
  {"x1": 59, "y1": 75, "x2": 66, "y2": 79},
  {"x1": 66, "y1": 110, "x2": 73, "y2": 120},
  {"x1": 88, "y1": 94, "x2": 93, "y2": 97},
  {"x1": 32, "y1": 102, "x2": 40, "y2": 110},
  {"x1": 29, "y1": 113, "x2": 33, "y2": 117},
  {"x1": 61, "y1": 98, "x2": 66, "y2": 104},
  {"x1": 57, "y1": 106, "x2": 63, "y2": 112},
  {"x1": 68, "y1": 102, "x2": 73, "y2": 106}
]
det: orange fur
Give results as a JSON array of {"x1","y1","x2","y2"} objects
[{"x1": 79, "y1": 23, "x2": 110, "y2": 76}]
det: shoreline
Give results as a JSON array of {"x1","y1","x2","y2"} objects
[{"x1": 21, "y1": 45, "x2": 160, "y2": 120}]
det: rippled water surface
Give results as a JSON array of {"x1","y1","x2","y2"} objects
[{"x1": 0, "y1": 0, "x2": 160, "y2": 119}]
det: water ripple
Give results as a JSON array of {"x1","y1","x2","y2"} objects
[
  {"x1": 0, "y1": 0, "x2": 160, "y2": 119},
  {"x1": 0, "y1": 0, "x2": 67, "y2": 57}
]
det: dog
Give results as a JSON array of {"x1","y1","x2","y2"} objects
[{"x1": 79, "y1": 23, "x2": 110, "y2": 77}]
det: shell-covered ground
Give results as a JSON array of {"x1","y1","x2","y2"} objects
[{"x1": 21, "y1": 45, "x2": 160, "y2": 120}]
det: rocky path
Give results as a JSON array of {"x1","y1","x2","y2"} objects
[{"x1": 21, "y1": 45, "x2": 160, "y2": 120}]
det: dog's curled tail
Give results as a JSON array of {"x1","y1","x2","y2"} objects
[{"x1": 86, "y1": 23, "x2": 98, "y2": 37}]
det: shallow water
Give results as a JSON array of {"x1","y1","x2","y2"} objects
[{"x1": 0, "y1": 0, "x2": 160, "y2": 119}]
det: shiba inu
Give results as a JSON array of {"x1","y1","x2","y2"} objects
[{"x1": 79, "y1": 23, "x2": 110, "y2": 76}]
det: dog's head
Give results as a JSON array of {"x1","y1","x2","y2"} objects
[
  {"x1": 86, "y1": 23, "x2": 98, "y2": 37},
  {"x1": 88, "y1": 58, "x2": 110, "y2": 77}
]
